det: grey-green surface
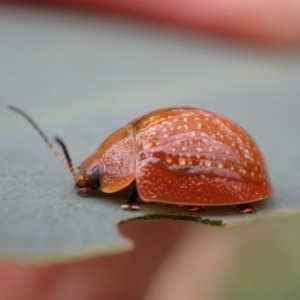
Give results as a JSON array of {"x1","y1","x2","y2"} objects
[{"x1": 1, "y1": 6, "x2": 300, "y2": 264}]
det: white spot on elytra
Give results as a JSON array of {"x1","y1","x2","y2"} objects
[
  {"x1": 205, "y1": 161, "x2": 211, "y2": 167},
  {"x1": 239, "y1": 168, "x2": 246, "y2": 174},
  {"x1": 179, "y1": 159, "x2": 186, "y2": 166},
  {"x1": 166, "y1": 157, "x2": 173, "y2": 164}
]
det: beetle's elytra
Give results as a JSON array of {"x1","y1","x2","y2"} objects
[{"x1": 9, "y1": 106, "x2": 273, "y2": 213}]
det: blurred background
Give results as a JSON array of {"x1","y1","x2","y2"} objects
[{"x1": 0, "y1": 1, "x2": 300, "y2": 299}]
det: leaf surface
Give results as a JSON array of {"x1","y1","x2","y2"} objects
[{"x1": 0, "y1": 6, "x2": 300, "y2": 264}]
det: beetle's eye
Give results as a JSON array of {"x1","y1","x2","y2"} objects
[{"x1": 89, "y1": 165, "x2": 100, "y2": 189}]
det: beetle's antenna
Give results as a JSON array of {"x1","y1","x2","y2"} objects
[
  {"x1": 7, "y1": 105, "x2": 78, "y2": 173},
  {"x1": 54, "y1": 137, "x2": 77, "y2": 181}
]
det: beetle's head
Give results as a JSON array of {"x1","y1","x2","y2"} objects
[
  {"x1": 75, "y1": 155, "x2": 101, "y2": 193},
  {"x1": 54, "y1": 137, "x2": 102, "y2": 193}
]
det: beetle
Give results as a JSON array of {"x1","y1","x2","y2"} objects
[{"x1": 8, "y1": 105, "x2": 273, "y2": 213}]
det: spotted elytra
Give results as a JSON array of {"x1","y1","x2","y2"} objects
[{"x1": 8, "y1": 106, "x2": 273, "y2": 213}]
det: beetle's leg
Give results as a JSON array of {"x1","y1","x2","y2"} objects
[
  {"x1": 233, "y1": 204, "x2": 256, "y2": 213},
  {"x1": 77, "y1": 187, "x2": 89, "y2": 195},
  {"x1": 182, "y1": 205, "x2": 205, "y2": 212},
  {"x1": 121, "y1": 184, "x2": 140, "y2": 211}
]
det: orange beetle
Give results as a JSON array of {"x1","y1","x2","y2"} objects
[{"x1": 9, "y1": 106, "x2": 273, "y2": 213}]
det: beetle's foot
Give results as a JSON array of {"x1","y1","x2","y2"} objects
[
  {"x1": 122, "y1": 184, "x2": 139, "y2": 210},
  {"x1": 121, "y1": 204, "x2": 140, "y2": 211},
  {"x1": 233, "y1": 204, "x2": 256, "y2": 213},
  {"x1": 77, "y1": 188, "x2": 89, "y2": 195},
  {"x1": 183, "y1": 205, "x2": 205, "y2": 212}
]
